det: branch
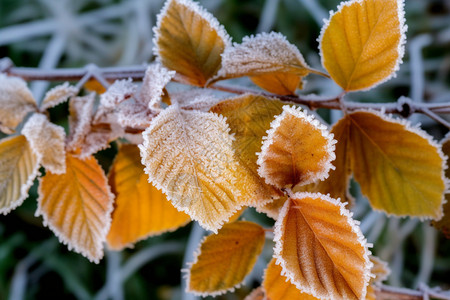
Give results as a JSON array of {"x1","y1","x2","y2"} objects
[
  {"x1": 376, "y1": 284, "x2": 450, "y2": 300},
  {"x1": 2, "y1": 59, "x2": 450, "y2": 127}
]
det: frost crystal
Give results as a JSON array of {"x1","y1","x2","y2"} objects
[
  {"x1": 100, "y1": 78, "x2": 137, "y2": 109},
  {"x1": 41, "y1": 82, "x2": 79, "y2": 110},
  {"x1": 67, "y1": 93, "x2": 95, "y2": 152}
]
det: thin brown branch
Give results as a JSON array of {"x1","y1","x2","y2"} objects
[
  {"x1": 2, "y1": 59, "x2": 450, "y2": 127},
  {"x1": 376, "y1": 284, "x2": 450, "y2": 300}
]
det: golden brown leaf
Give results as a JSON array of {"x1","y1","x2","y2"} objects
[
  {"x1": 0, "y1": 74, "x2": 37, "y2": 133},
  {"x1": 274, "y1": 192, "x2": 372, "y2": 299},
  {"x1": 347, "y1": 111, "x2": 446, "y2": 219},
  {"x1": 257, "y1": 105, "x2": 336, "y2": 189},
  {"x1": 37, "y1": 154, "x2": 114, "y2": 262},
  {"x1": 210, "y1": 94, "x2": 284, "y2": 207},
  {"x1": 107, "y1": 145, "x2": 190, "y2": 250},
  {"x1": 22, "y1": 114, "x2": 66, "y2": 174},
  {"x1": 140, "y1": 106, "x2": 255, "y2": 232},
  {"x1": 264, "y1": 258, "x2": 319, "y2": 300},
  {"x1": 154, "y1": 0, "x2": 230, "y2": 86},
  {"x1": 369, "y1": 256, "x2": 390, "y2": 284},
  {"x1": 187, "y1": 221, "x2": 265, "y2": 296},
  {"x1": 250, "y1": 72, "x2": 303, "y2": 96},
  {"x1": 0, "y1": 135, "x2": 40, "y2": 214},
  {"x1": 319, "y1": 0, "x2": 406, "y2": 91}
]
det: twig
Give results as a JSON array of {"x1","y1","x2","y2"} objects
[
  {"x1": 376, "y1": 284, "x2": 450, "y2": 300},
  {"x1": 2, "y1": 60, "x2": 450, "y2": 126}
]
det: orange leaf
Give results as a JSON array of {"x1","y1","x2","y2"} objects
[
  {"x1": 250, "y1": 72, "x2": 303, "y2": 96},
  {"x1": 154, "y1": 0, "x2": 230, "y2": 86},
  {"x1": 37, "y1": 154, "x2": 114, "y2": 262},
  {"x1": 369, "y1": 256, "x2": 390, "y2": 284},
  {"x1": 107, "y1": 145, "x2": 190, "y2": 250},
  {"x1": 0, "y1": 135, "x2": 40, "y2": 214},
  {"x1": 432, "y1": 135, "x2": 450, "y2": 237},
  {"x1": 319, "y1": 0, "x2": 406, "y2": 91},
  {"x1": 187, "y1": 221, "x2": 265, "y2": 296},
  {"x1": 257, "y1": 105, "x2": 336, "y2": 189},
  {"x1": 264, "y1": 258, "x2": 319, "y2": 300},
  {"x1": 274, "y1": 192, "x2": 372, "y2": 299}
]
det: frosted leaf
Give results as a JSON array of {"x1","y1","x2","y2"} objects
[
  {"x1": 0, "y1": 74, "x2": 37, "y2": 133},
  {"x1": 67, "y1": 93, "x2": 95, "y2": 152},
  {"x1": 171, "y1": 89, "x2": 222, "y2": 112},
  {"x1": 41, "y1": 82, "x2": 79, "y2": 110},
  {"x1": 139, "y1": 106, "x2": 250, "y2": 232},
  {"x1": 100, "y1": 78, "x2": 137, "y2": 109},
  {"x1": 139, "y1": 63, "x2": 175, "y2": 110},
  {"x1": 22, "y1": 114, "x2": 66, "y2": 174},
  {"x1": 116, "y1": 100, "x2": 156, "y2": 128},
  {"x1": 218, "y1": 32, "x2": 310, "y2": 80}
]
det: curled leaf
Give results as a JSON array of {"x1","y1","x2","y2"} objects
[
  {"x1": 186, "y1": 221, "x2": 265, "y2": 296},
  {"x1": 0, "y1": 135, "x2": 40, "y2": 214},
  {"x1": 257, "y1": 105, "x2": 336, "y2": 189},
  {"x1": 0, "y1": 74, "x2": 37, "y2": 133},
  {"x1": 22, "y1": 114, "x2": 66, "y2": 174},
  {"x1": 319, "y1": 0, "x2": 407, "y2": 91},
  {"x1": 140, "y1": 63, "x2": 175, "y2": 110},
  {"x1": 274, "y1": 192, "x2": 372, "y2": 299},
  {"x1": 154, "y1": 0, "x2": 231, "y2": 86},
  {"x1": 107, "y1": 145, "x2": 190, "y2": 250},
  {"x1": 37, "y1": 154, "x2": 114, "y2": 263}
]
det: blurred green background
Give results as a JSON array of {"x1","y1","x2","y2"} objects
[{"x1": 0, "y1": 0, "x2": 449, "y2": 299}]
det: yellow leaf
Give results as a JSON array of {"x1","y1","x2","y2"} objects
[
  {"x1": 347, "y1": 111, "x2": 446, "y2": 219},
  {"x1": 255, "y1": 196, "x2": 288, "y2": 220},
  {"x1": 41, "y1": 82, "x2": 78, "y2": 111},
  {"x1": 37, "y1": 154, "x2": 114, "y2": 263},
  {"x1": 432, "y1": 135, "x2": 450, "y2": 237},
  {"x1": 154, "y1": 0, "x2": 230, "y2": 86},
  {"x1": 0, "y1": 135, "x2": 40, "y2": 214},
  {"x1": 22, "y1": 114, "x2": 66, "y2": 174},
  {"x1": 0, "y1": 74, "x2": 37, "y2": 133},
  {"x1": 217, "y1": 32, "x2": 311, "y2": 95},
  {"x1": 257, "y1": 105, "x2": 336, "y2": 189},
  {"x1": 319, "y1": 0, "x2": 406, "y2": 91},
  {"x1": 84, "y1": 78, "x2": 108, "y2": 94},
  {"x1": 264, "y1": 258, "x2": 319, "y2": 300},
  {"x1": 187, "y1": 221, "x2": 265, "y2": 296},
  {"x1": 297, "y1": 115, "x2": 354, "y2": 207},
  {"x1": 140, "y1": 106, "x2": 255, "y2": 232},
  {"x1": 274, "y1": 192, "x2": 372, "y2": 299},
  {"x1": 369, "y1": 256, "x2": 390, "y2": 284},
  {"x1": 210, "y1": 94, "x2": 284, "y2": 207},
  {"x1": 244, "y1": 287, "x2": 265, "y2": 300},
  {"x1": 107, "y1": 145, "x2": 190, "y2": 250}
]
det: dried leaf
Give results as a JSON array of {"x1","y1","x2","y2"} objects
[
  {"x1": 263, "y1": 258, "x2": 319, "y2": 300},
  {"x1": 256, "y1": 195, "x2": 288, "y2": 220},
  {"x1": 0, "y1": 74, "x2": 37, "y2": 133},
  {"x1": 210, "y1": 94, "x2": 284, "y2": 207},
  {"x1": 244, "y1": 287, "x2": 265, "y2": 300},
  {"x1": 100, "y1": 79, "x2": 137, "y2": 109},
  {"x1": 22, "y1": 114, "x2": 66, "y2": 174},
  {"x1": 369, "y1": 256, "x2": 390, "y2": 284},
  {"x1": 274, "y1": 192, "x2": 372, "y2": 299},
  {"x1": 154, "y1": 0, "x2": 231, "y2": 86},
  {"x1": 218, "y1": 32, "x2": 310, "y2": 95},
  {"x1": 67, "y1": 93, "x2": 95, "y2": 152},
  {"x1": 107, "y1": 145, "x2": 190, "y2": 250},
  {"x1": 140, "y1": 106, "x2": 253, "y2": 232},
  {"x1": 257, "y1": 105, "x2": 336, "y2": 189},
  {"x1": 140, "y1": 64, "x2": 175, "y2": 110},
  {"x1": 432, "y1": 135, "x2": 450, "y2": 237},
  {"x1": 0, "y1": 135, "x2": 40, "y2": 214},
  {"x1": 41, "y1": 82, "x2": 78, "y2": 110},
  {"x1": 347, "y1": 111, "x2": 446, "y2": 219},
  {"x1": 187, "y1": 221, "x2": 265, "y2": 296},
  {"x1": 319, "y1": 0, "x2": 406, "y2": 91},
  {"x1": 36, "y1": 154, "x2": 114, "y2": 263}
]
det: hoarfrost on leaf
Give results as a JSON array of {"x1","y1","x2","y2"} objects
[
  {"x1": 67, "y1": 93, "x2": 96, "y2": 152},
  {"x1": 139, "y1": 63, "x2": 175, "y2": 110},
  {"x1": 22, "y1": 114, "x2": 66, "y2": 174},
  {"x1": 100, "y1": 78, "x2": 137, "y2": 109},
  {"x1": 0, "y1": 74, "x2": 37, "y2": 133},
  {"x1": 41, "y1": 82, "x2": 79, "y2": 110}
]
